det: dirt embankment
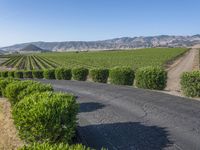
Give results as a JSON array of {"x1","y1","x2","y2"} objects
[
  {"x1": 0, "y1": 99, "x2": 23, "y2": 150},
  {"x1": 165, "y1": 49, "x2": 198, "y2": 96},
  {"x1": 193, "y1": 49, "x2": 200, "y2": 70}
]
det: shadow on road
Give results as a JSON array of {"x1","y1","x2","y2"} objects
[
  {"x1": 79, "y1": 102, "x2": 105, "y2": 113},
  {"x1": 78, "y1": 122, "x2": 172, "y2": 150}
]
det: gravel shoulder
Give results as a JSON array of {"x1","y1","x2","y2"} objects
[{"x1": 0, "y1": 98, "x2": 23, "y2": 150}]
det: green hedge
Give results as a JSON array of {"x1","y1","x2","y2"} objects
[
  {"x1": 13, "y1": 91, "x2": 78, "y2": 143},
  {"x1": 5, "y1": 80, "x2": 37, "y2": 105},
  {"x1": 180, "y1": 71, "x2": 200, "y2": 97},
  {"x1": 14, "y1": 71, "x2": 24, "y2": 78},
  {"x1": 109, "y1": 67, "x2": 135, "y2": 85},
  {"x1": 1, "y1": 71, "x2": 8, "y2": 78},
  {"x1": 43, "y1": 69, "x2": 56, "y2": 79},
  {"x1": 8, "y1": 71, "x2": 15, "y2": 78},
  {"x1": 72, "y1": 67, "x2": 88, "y2": 81},
  {"x1": 18, "y1": 82, "x2": 53, "y2": 100},
  {"x1": 55, "y1": 68, "x2": 72, "y2": 80},
  {"x1": 135, "y1": 66, "x2": 167, "y2": 90},
  {"x1": 32, "y1": 70, "x2": 44, "y2": 79},
  {"x1": 0, "y1": 78, "x2": 19, "y2": 96},
  {"x1": 23, "y1": 70, "x2": 33, "y2": 78},
  {"x1": 89, "y1": 68, "x2": 109, "y2": 83},
  {"x1": 18, "y1": 143, "x2": 92, "y2": 150}
]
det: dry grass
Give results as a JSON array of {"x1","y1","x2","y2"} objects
[{"x1": 0, "y1": 98, "x2": 24, "y2": 150}]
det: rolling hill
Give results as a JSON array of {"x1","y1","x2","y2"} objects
[
  {"x1": 1, "y1": 35, "x2": 200, "y2": 52},
  {"x1": 20, "y1": 44, "x2": 43, "y2": 52}
]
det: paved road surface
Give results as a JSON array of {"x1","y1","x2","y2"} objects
[{"x1": 38, "y1": 80, "x2": 200, "y2": 150}]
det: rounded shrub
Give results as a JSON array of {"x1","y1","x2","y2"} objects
[
  {"x1": 72, "y1": 67, "x2": 88, "y2": 81},
  {"x1": 89, "y1": 68, "x2": 109, "y2": 83},
  {"x1": 18, "y1": 82, "x2": 53, "y2": 100},
  {"x1": 19, "y1": 143, "x2": 91, "y2": 150},
  {"x1": 14, "y1": 71, "x2": 24, "y2": 78},
  {"x1": 0, "y1": 78, "x2": 19, "y2": 96},
  {"x1": 43, "y1": 69, "x2": 55, "y2": 79},
  {"x1": 135, "y1": 66, "x2": 167, "y2": 90},
  {"x1": 180, "y1": 71, "x2": 200, "y2": 97},
  {"x1": 23, "y1": 70, "x2": 33, "y2": 78},
  {"x1": 5, "y1": 80, "x2": 37, "y2": 105},
  {"x1": 32, "y1": 70, "x2": 44, "y2": 79},
  {"x1": 109, "y1": 67, "x2": 135, "y2": 85},
  {"x1": 13, "y1": 91, "x2": 78, "y2": 143},
  {"x1": 1, "y1": 71, "x2": 8, "y2": 78},
  {"x1": 8, "y1": 71, "x2": 15, "y2": 78},
  {"x1": 55, "y1": 68, "x2": 72, "y2": 80}
]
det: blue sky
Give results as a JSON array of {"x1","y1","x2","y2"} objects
[{"x1": 0, "y1": 0, "x2": 200, "y2": 46}]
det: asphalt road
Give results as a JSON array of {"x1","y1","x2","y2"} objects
[{"x1": 37, "y1": 79, "x2": 200, "y2": 150}]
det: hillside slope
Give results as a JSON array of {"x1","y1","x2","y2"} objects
[
  {"x1": 1, "y1": 35, "x2": 200, "y2": 52},
  {"x1": 20, "y1": 44, "x2": 43, "y2": 51}
]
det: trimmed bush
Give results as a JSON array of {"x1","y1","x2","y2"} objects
[
  {"x1": 5, "y1": 80, "x2": 37, "y2": 105},
  {"x1": 23, "y1": 70, "x2": 33, "y2": 78},
  {"x1": 8, "y1": 71, "x2": 15, "y2": 78},
  {"x1": 14, "y1": 71, "x2": 24, "y2": 78},
  {"x1": 18, "y1": 143, "x2": 91, "y2": 150},
  {"x1": 0, "y1": 78, "x2": 19, "y2": 96},
  {"x1": 72, "y1": 67, "x2": 88, "y2": 81},
  {"x1": 109, "y1": 67, "x2": 135, "y2": 85},
  {"x1": 135, "y1": 66, "x2": 167, "y2": 90},
  {"x1": 13, "y1": 92, "x2": 78, "y2": 143},
  {"x1": 1, "y1": 71, "x2": 8, "y2": 78},
  {"x1": 55, "y1": 68, "x2": 72, "y2": 80},
  {"x1": 181, "y1": 71, "x2": 200, "y2": 97},
  {"x1": 32, "y1": 70, "x2": 44, "y2": 79},
  {"x1": 43, "y1": 69, "x2": 55, "y2": 79},
  {"x1": 89, "y1": 68, "x2": 109, "y2": 83},
  {"x1": 18, "y1": 82, "x2": 53, "y2": 100}
]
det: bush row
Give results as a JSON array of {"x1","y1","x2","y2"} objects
[
  {"x1": 0, "y1": 78, "x2": 79, "y2": 145},
  {"x1": 0, "y1": 66, "x2": 168, "y2": 90},
  {"x1": 135, "y1": 66, "x2": 167, "y2": 90},
  {"x1": 180, "y1": 71, "x2": 200, "y2": 97},
  {"x1": 19, "y1": 143, "x2": 94, "y2": 150}
]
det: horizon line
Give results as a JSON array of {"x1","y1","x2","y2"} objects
[{"x1": 1, "y1": 33, "x2": 200, "y2": 48}]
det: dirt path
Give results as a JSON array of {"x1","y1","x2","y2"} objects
[
  {"x1": 0, "y1": 98, "x2": 23, "y2": 150},
  {"x1": 165, "y1": 49, "x2": 198, "y2": 96},
  {"x1": 193, "y1": 49, "x2": 199, "y2": 70}
]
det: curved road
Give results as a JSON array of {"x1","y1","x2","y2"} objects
[{"x1": 38, "y1": 80, "x2": 200, "y2": 150}]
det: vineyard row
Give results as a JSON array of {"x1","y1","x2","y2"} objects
[{"x1": 0, "y1": 55, "x2": 60, "y2": 70}]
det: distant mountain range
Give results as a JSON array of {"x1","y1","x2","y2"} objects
[
  {"x1": 20, "y1": 44, "x2": 43, "y2": 51},
  {"x1": 1, "y1": 35, "x2": 200, "y2": 52}
]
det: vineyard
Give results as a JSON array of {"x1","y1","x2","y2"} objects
[
  {"x1": 0, "y1": 55, "x2": 59, "y2": 70},
  {"x1": 37, "y1": 48, "x2": 188, "y2": 69},
  {"x1": 0, "y1": 48, "x2": 188, "y2": 70}
]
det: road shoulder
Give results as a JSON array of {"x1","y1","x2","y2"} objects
[{"x1": 0, "y1": 98, "x2": 23, "y2": 150}]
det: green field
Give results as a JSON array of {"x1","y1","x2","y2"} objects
[
  {"x1": 37, "y1": 48, "x2": 188, "y2": 69},
  {"x1": 0, "y1": 48, "x2": 188, "y2": 70}
]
